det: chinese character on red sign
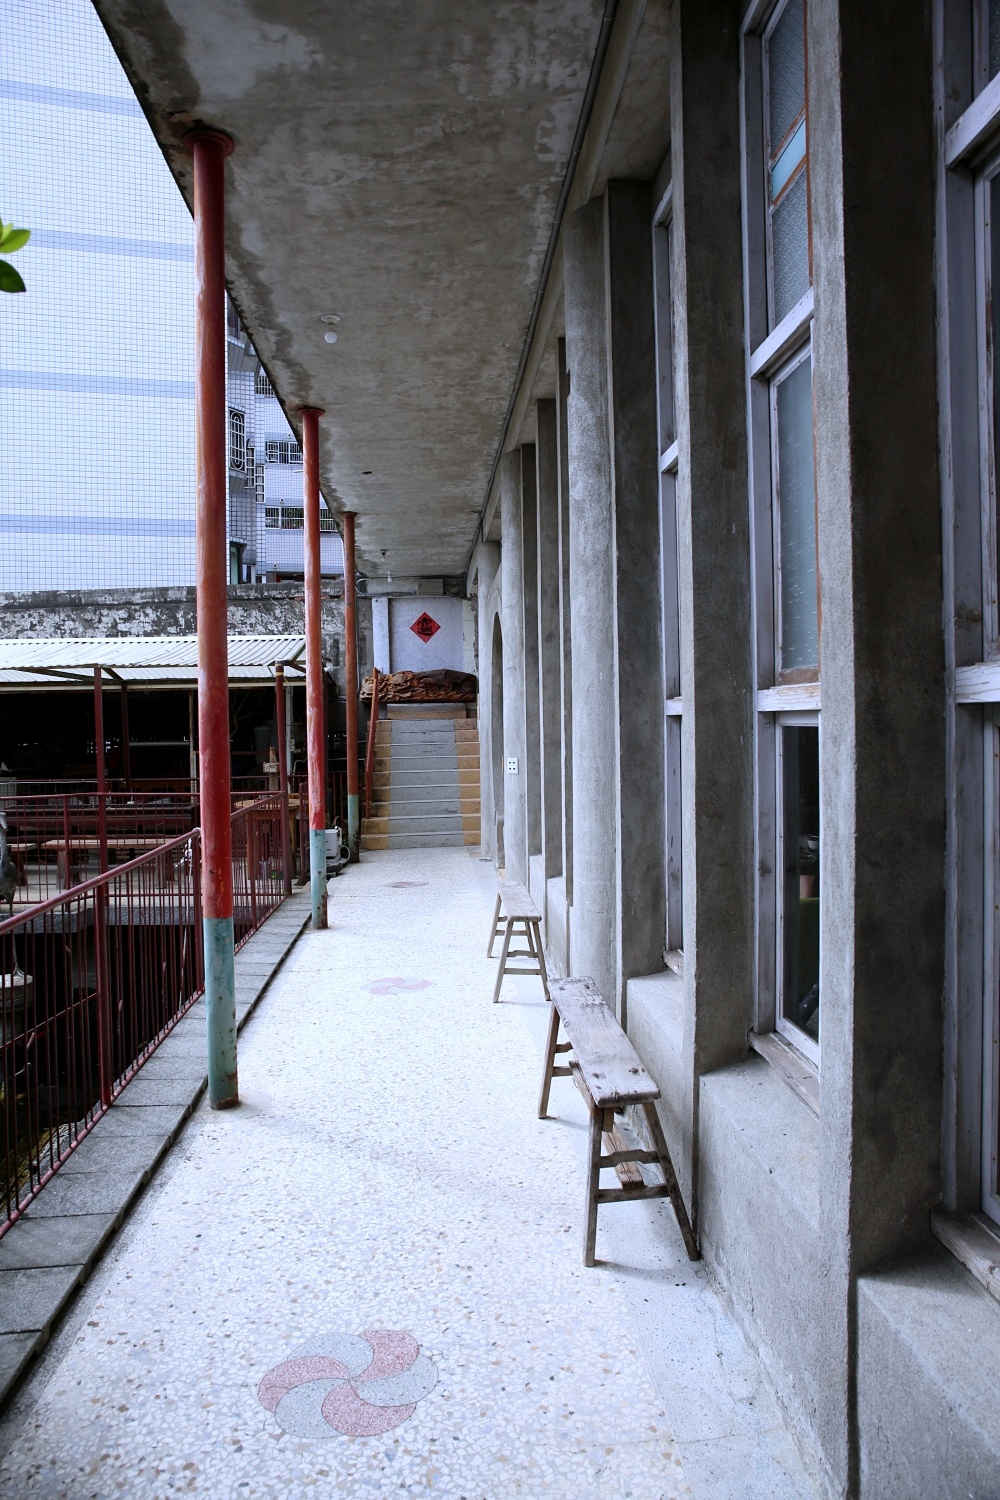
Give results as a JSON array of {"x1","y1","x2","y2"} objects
[{"x1": 410, "y1": 612, "x2": 440, "y2": 643}]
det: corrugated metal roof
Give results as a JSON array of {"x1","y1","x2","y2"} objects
[{"x1": 0, "y1": 635, "x2": 312, "y2": 688}]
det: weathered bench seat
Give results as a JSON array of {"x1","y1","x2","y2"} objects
[{"x1": 539, "y1": 976, "x2": 699, "y2": 1267}]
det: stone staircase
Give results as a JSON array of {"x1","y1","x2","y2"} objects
[{"x1": 361, "y1": 715, "x2": 481, "y2": 850}]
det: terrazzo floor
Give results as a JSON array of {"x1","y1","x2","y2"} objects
[{"x1": 0, "y1": 847, "x2": 796, "y2": 1500}]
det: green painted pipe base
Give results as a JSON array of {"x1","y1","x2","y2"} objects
[
  {"x1": 204, "y1": 915, "x2": 238, "y2": 1108},
  {"x1": 347, "y1": 792, "x2": 360, "y2": 862},
  {"x1": 310, "y1": 827, "x2": 328, "y2": 930}
]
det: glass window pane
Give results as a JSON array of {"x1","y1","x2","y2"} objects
[
  {"x1": 780, "y1": 725, "x2": 820, "y2": 1044},
  {"x1": 991, "y1": 0, "x2": 1000, "y2": 79},
  {"x1": 771, "y1": 167, "x2": 810, "y2": 324},
  {"x1": 775, "y1": 354, "x2": 818, "y2": 671},
  {"x1": 767, "y1": 0, "x2": 805, "y2": 151}
]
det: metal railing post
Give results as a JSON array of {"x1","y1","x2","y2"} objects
[{"x1": 185, "y1": 125, "x2": 238, "y2": 1109}]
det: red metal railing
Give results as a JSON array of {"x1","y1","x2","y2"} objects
[
  {"x1": 364, "y1": 667, "x2": 380, "y2": 817},
  {"x1": 0, "y1": 792, "x2": 199, "y2": 906},
  {"x1": 0, "y1": 797, "x2": 285, "y2": 1237}
]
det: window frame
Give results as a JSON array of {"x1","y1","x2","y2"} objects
[
  {"x1": 761, "y1": 0, "x2": 810, "y2": 330},
  {"x1": 228, "y1": 407, "x2": 246, "y2": 473},
  {"x1": 937, "y1": 0, "x2": 1000, "y2": 1241},
  {"x1": 652, "y1": 182, "x2": 684, "y2": 959},
  {"x1": 743, "y1": 0, "x2": 820, "y2": 1080}
]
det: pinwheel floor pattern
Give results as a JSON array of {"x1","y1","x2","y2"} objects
[{"x1": 258, "y1": 1330, "x2": 438, "y2": 1437}]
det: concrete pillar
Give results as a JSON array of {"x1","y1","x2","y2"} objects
[
  {"x1": 500, "y1": 452, "x2": 528, "y2": 883},
  {"x1": 521, "y1": 446, "x2": 541, "y2": 860},
  {"x1": 475, "y1": 540, "x2": 501, "y2": 861},
  {"x1": 563, "y1": 184, "x2": 669, "y2": 1010},
  {"x1": 372, "y1": 597, "x2": 390, "y2": 673},
  {"x1": 670, "y1": 0, "x2": 754, "y2": 1146},
  {"x1": 564, "y1": 198, "x2": 618, "y2": 1007},
  {"x1": 536, "y1": 400, "x2": 562, "y2": 880},
  {"x1": 302, "y1": 408, "x2": 330, "y2": 922},
  {"x1": 809, "y1": 1, "x2": 942, "y2": 1490},
  {"x1": 556, "y1": 338, "x2": 574, "y2": 903},
  {"x1": 606, "y1": 181, "x2": 667, "y2": 993}
]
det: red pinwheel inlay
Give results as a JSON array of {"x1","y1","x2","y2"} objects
[{"x1": 258, "y1": 1330, "x2": 437, "y2": 1439}]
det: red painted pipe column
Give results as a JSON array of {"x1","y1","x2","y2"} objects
[
  {"x1": 185, "y1": 126, "x2": 238, "y2": 1108},
  {"x1": 343, "y1": 511, "x2": 360, "y2": 860},
  {"x1": 301, "y1": 407, "x2": 329, "y2": 929}
]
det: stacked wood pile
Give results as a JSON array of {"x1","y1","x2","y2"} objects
[{"x1": 360, "y1": 668, "x2": 477, "y2": 703}]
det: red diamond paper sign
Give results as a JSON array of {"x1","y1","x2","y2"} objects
[{"x1": 410, "y1": 611, "x2": 440, "y2": 643}]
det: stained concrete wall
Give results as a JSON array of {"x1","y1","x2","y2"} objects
[
  {"x1": 388, "y1": 595, "x2": 466, "y2": 673},
  {"x1": 463, "y1": 7, "x2": 989, "y2": 1495},
  {"x1": 0, "y1": 584, "x2": 345, "y2": 676}
]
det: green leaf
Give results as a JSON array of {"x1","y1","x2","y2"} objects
[
  {"x1": 0, "y1": 261, "x2": 26, "y2": 293},
  {"x1": 0, "y1": 227, "x2": 29, "y2": 252}
]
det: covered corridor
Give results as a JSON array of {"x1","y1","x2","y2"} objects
[{"x1": 0, "y1": 850, "x2": 813, "y2": 1499}]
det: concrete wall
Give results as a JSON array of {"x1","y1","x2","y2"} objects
[
  {"x1": 0, "y1": 583, "x2": 345, "y2": 676},
  {"x1": 388, "y1": 594, "x2": 467, "y2": 673},
  {"x1": 465, "y1": 5, "x2": 997, "y2": 1494}
]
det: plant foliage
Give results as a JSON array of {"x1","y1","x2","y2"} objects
[{"x1": 0, "y1": 220, "x2": 30, "y2": 293}]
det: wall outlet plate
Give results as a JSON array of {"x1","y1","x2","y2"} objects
[{"x1": 506, "y1": 757, "x2": 519, "y2": 774}]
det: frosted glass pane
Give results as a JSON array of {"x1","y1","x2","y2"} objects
[
  {"x1": 776, "y1": 356, "x2": 818, "y2": 671},
  {"x1": 768, "y1": 0, "x2": 805, "y2": 150},
  {"x1": 772, "y1": 168, "x2": 809, "y2": 324},
  {"x1": 991, "y1": 0, "x2": 1000, "y2": 78}
]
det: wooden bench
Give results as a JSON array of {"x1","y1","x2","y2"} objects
[
  {"x1": 488, "y1": 880, "x2": 549, "y2": 1004},
  {"x1": 539, "y1": 976, "x2": 700, "y2": 1267}
]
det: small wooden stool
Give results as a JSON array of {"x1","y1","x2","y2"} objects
[
  {"x1": 488, "y1": 880, "x2": 550, "y2": 1004},
  {"x1": 539, "y1": 976, "x2": 700, "y2": 1267}
]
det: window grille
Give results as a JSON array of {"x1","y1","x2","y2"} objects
[
  {"x1": 264, "y1": 439, "x2": 302, "y2": 465},
  {"x1": 229, "y1": 409, "x2": 246, "y2": 471},
  {"x1": 255, "y1": 369, "x2": 274, "y2": 397},
  {"x1": 264, "y1": 506, "x2": 280, "y2": 528}
]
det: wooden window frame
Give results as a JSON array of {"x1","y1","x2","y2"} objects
[
  {"x1": 743, "y1": 0, "x2": 819, "y2": 1077},
  {"x1": 653, "y1": 183, "x2": 684, "y2": 956}
]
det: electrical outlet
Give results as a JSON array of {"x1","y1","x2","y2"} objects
[{"x1": 506, "y1": 757, "x2": 519, "y2": 774}]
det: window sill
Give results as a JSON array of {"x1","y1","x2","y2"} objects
[
  {"x1": 663, "y1": 948, "x2": 684, "y2": 978},
  {"x1": 930, "y1": 1207, "x2": 1000, "y2": 1306},
  {"x1": 749, "y1": 1029, "x2": 819, "y2": 1115},
  {"x1": 749, "y1": 287, "x2": 813, "y2": 379},
  {"x1": 945, "y1": 70, "x2": 1000, "y2": 168}
]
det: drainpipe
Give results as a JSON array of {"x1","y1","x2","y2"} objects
[
  {"x1": 93, "y1": 666, "x2": 107, "y2": 874},
  {"x1": 343, "y1": 511, "x2": 360, "y2": 860},
  {"x1": 274, "y1": 661, "x2": 292, "y2": 895},
  {"x1": 120, "y1": 681, "x2": 132, "y2": 793},
  {"x1": 301, "y1": 406, "x2": 328, "y2": 929},
  {"x1": 185, "y1": 126, "x2": 238, "y2": 1110}
]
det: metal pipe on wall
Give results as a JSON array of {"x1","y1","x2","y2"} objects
[
  {"x1": 300, "y1": 406, "x2": 329, "y2": 929},
  {"x1": 343, "y1": 510, "x2": 360, "y2": 860},
  {"x1": 120, "y1": 682, "x2": 132, "y2": 793},
  {"x1": 185, "y1": 126, "x2": 238, "y2": 1109},
  {"x1": 274, "y1": 662, "x2": 292, "y2": 895}
]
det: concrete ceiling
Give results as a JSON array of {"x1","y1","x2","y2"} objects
[{"x1": 92, "y1": 0, "x2": 610, "y2": 577}]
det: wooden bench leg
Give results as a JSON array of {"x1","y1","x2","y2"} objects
[
  {"x1": 487, "y1": 892, "x2": 502, "y2": 957},
  {"x1": 641, "y1": 1100, "x2": 700, "y2": 1261},
  {"x1": 584, "y1": 1101, "x2": 610, "y2": 1267},
  {"x1": 532, "y1": 921, "x2": 551, "y2": 1000},
  {"x1": 538, "y1": 1002, "x2": 561, "y2": 1118},
  {"x1": 491, "y1": 918, "x2": 514, "y2": 1004}
]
